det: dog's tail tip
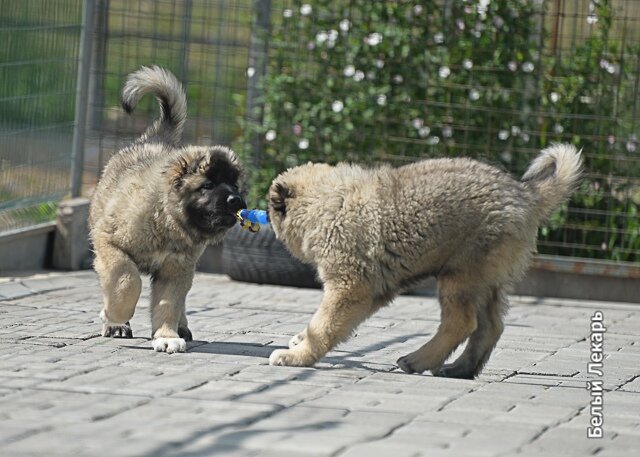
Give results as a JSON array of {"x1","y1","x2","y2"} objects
[
  {"x1": 120, "y1": 65, "x2": 187, "y2": 145},
  {"x1": 522, "y1": 143, "x2": 583, "y2": 218}
]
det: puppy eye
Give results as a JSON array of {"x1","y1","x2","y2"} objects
[{"x1": 201, "y1": 181, "x2": 214, "y2": 191}]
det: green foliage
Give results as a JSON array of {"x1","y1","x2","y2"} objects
[
  {"x1": 238, "y1": 0, "x2": 639, "y2": 262},
  {"x1": 0, "y1": 0, "x2": 81, "y2": 126}
]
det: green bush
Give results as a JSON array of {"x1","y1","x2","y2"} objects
[{"x1": 238, "y1": 0, "x2": 639, "y2": 262}]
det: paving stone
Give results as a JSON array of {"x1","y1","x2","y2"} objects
[{"x1": 0, "y1": 270, "x2": 636, "y2": 456}]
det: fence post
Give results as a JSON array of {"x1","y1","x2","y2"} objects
[
  {"x1": 246, "y1": 0, "x2": 271, "y2": 168},
  {"x1": 71, "y1": 0, "x2": 96, "y2": 198},
  {"x1": 88, "y1": 0, "x2": 109, "y2": 132}
]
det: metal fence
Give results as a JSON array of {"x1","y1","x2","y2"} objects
[
  {"x1": 0, "y1": 0, "x2": 84, "y2": 232},
  {"x1": 1, "y1": 0, "x2": 639, "y2": 264}
]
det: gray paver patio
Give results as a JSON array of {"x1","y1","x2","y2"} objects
[{"x1": 0, "y1": 271, "x2": 638, "y2": 456}]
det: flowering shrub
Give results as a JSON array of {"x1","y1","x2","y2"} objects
[{"x1": 239, "y1": 0, "x2": 640, "y2": 262}]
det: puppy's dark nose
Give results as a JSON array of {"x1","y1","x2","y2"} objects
[{"x1": 226, "y1": 194, "x2": 245, "y2": 211}]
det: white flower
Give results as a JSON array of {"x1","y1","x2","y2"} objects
[
  {"x1": 549, "y1": 92, "x2": 560, "y2": 103},
  {"x1": 283, "y1": 9, "x2": 292, "y2": 18},
  {"x1": 354, "y1": 71, "x2": 365, "y2": 82},
  {"x1": 438, "y1": 66, "x2": 451, "y2": 78},
  {"x1": 331, "y1": 100, "x2": 344, "y2": 113},
  {"x1": 328, "y1": 29, "x2": 338, "y2": 42},
  {"x1": 442, "y1": 125, "x2": 453, "y2": 138},
  {"x1": 393, "y1": 74, "x2": 404, "y2": 84},
  {"x1": 374, "y1": 59, "x2": 385, "y2": 69},
  {"x1": 339, "y1": 19, "x2": 350, "y2": 32},
  {"x1": 298, "y1": 138, "x2": 309, "y2": 149},
  {"x1": 434, "y1": 32, "x2": 444, "y2": 44},
  {"x1": 521, "y1": 133, "x2": 530, "y2": 143},
  {"x1": 343, "y1": 65, "x2": 355, "y2": 77},
  {"x1": 522, "y1": 62, "x2": 535, "y2": 73},
  {"x1": 265, "y1": 130, "x2": 276, "y2": 141},
  {"x1": 587, "y1": 14, "x2": 598, "y2": 24},
  {"x1": 508, "y1": 61, "x2": 518, "y2": 72},
  {"x1": 246, "y1": 67, "x2": 255, "y2": 78},
  {"x1": 365, "y1": 32, "x2": 383, "y2": 46},
  {"x1": 316, "y1": 31, "x2": 328, "y2": 44},
  {"x1": 498, "y1": 130, "x2": 509, "y2": 141},
  {"x1": 511, "y1": 125, "x2": 521, "y2": 136},
  {"x1": 469, "y1": 89, "x2": 480, "y2": 101},
  {"x1": 412, "y1": 118, "x2": 423, "y2": 129},
  {"x1": 300, "y1": 4, "x2": 312, "y2": 16},
  {"x1": 463, "y1": 59, "x2": 473, "y2": 70},
  {"x1": 413, "y1": 5, "x2": 423, "y2": 15},
  {"x1": 418, "y1": 126, "x2": 431, "y2": 138},
  {"x1": 376, "y1": 94, "x2": 387, "y2": 106},
  {"x1": 553, "y1": 124, "x2": 564, "y2": 134},
  {"x1": 426, "y1": 136, "x2": 440, "y2": 145}
]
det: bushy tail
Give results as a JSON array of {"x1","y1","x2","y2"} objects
[
  {"x1": 121, "y1": 65, "x2": 187, "y2": 146},
  {"x1": 521, "y1": 143, "x2": 583, "y2": 221}
]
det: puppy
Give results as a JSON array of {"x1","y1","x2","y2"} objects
[
  {"x1": 267, "y1": 144, "x2": 582, "y2": 378},
  {"x1": 89, "y1": 66, "x2": 245, "y2": 353}
]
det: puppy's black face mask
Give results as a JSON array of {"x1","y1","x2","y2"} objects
[{"x1": 172, "y1": 150, "x2": 246, "y2": 236}]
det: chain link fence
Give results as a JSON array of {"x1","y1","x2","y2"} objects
[{"x1": 1, "y1": 0, "x2": 639, "y2": 265}]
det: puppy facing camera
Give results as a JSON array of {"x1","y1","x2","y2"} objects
[
  {"x1": 267, "y1": 144, "x2": 582, "y2": 378},
  {"x1": 89, "y1": 66, "x2": 246, "y2": 353}
]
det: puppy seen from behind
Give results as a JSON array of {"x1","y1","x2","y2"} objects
[{"x1": 267, "y1": 144, "x2": 582, "y2": 378}]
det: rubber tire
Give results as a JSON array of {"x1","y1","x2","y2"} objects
[{"x1": 222, "y1": 224, "x2": 320, "y2": 288}]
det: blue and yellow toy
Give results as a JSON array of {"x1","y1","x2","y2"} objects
[{"x1": 236, "y1": 209, "x2": 269, "y2": 232}]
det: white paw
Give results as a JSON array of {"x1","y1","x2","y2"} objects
[
  {"x1": 152, "y1": 337, "x2": 186, "y2": 354},
  {"x1": 288, "y1": 332, "x2": 305, "y2": 349},
  {"x1": 268, "y1": 348, "x2": 315, "y2": 367}
]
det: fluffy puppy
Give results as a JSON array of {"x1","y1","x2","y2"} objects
[
  {"x1": 89, "y1": 66, "x2": 245, "y2": 353},
  {"x1": 267, "y1": 144, "x2": 582, "y2": 378}
]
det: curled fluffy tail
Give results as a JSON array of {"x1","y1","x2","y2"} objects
[
  {"x1": 521, "y1": 143, "x2": 583, "y2": 221},
  {"x1": 121, "y1": 65, "x2": 187, "y2": 146}
]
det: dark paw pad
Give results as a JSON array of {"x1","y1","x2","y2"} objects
[
  {"x1": 177, "y1": 326, "x2": 193, "y2": 342},
  {"x1": 102, "y1": 322, "x2": 133, "y2": 338}
]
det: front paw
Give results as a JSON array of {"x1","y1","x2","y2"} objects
[
  {"x1": 397, "y1": 352, "x2": 431, "y2": 374},
  {"x1": 102, "y1": 322, "x2": 133, "y2": 338},
  {"x1": 288, "y1": 330, "x2": 306, "y2": 349},
  {"x1": 269, "y1": 348, "x2": 316, "y2": 367},
  {"x1": 152, "y1": 337, "x2": 186, "y2": 354}
]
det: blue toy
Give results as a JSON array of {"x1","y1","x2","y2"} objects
[{"x1": 236, "y1": 209, "x2": 269, "y2": 232}]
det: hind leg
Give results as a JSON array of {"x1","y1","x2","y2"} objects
[
  {"x1": 397, "y1": 277, "x2": 479, "y2": 374},
  {"x1": 94, "y1": 242, "x2": 141, "y2": 338},
  {"x1": 435, "y1": 286, "x2": 506, "y2": 379}
]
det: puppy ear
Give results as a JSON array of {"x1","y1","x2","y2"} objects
[
  {"x1": 168, "y1": 156, "x2": 189, "y2": 189},
  {"x1": 271, "y1": 182, "x2": 294, "y2": 215},
  {"x1": 169, "y1": 155, "x2": 203, "y2": 190}
]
